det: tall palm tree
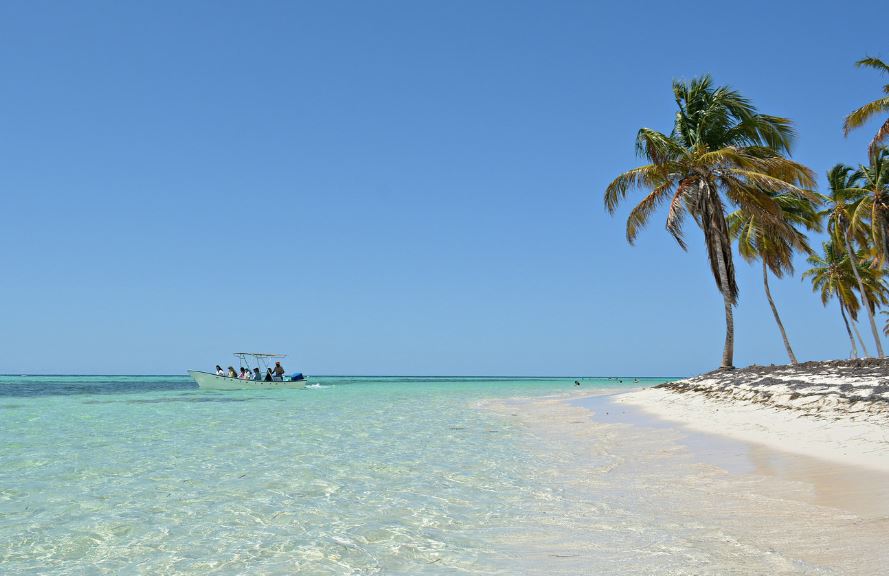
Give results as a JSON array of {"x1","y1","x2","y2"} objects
[
  {"x1": 605, "y1": 75, "x2": 816, "y2": 369},
  {"x1": 728, "y1": 192, "x2": 821, "y2": 364},
  {"x1": 844, "y1": 57, "x2": 889, "y2": 156},
  {"x1": 824, "y1": 163, "x2": 885, "y2": 357},
  {"x1": 803, "y1": 241, "x2": 889, "y2": 358}
]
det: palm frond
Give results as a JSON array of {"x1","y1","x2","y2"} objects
[
  {"x1": 722, "y1": 169, "x2": 807, "y2": 196},
  {"x1": 872, "y1": 119, "x2": 889, "y2": 152},
  {"x1": 626, "y1": 182, "x2": 674, "y2": 245},
  {"x1": 856, "y1": 57, "x2": 889, "y2": 75},
  {"x1": 604, "y1": 164, "x2": 664, "y2": 213},
  {"x1": 634, "y1": 129, "x2": 682, "y2": 164},
  {"x1": 843, "y1": 97, "x2": 889, "y2": 134},
  {"x1": 665, "y1": 184, "x2": 690, "y2": 249}
]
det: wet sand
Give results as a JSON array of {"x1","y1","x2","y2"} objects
[
  {"x1": 481, "y1": 390, "x2": 889, "y2": 575},
  {"x1": 578, "y1": 391, "x2": 889, "y2": 519}
]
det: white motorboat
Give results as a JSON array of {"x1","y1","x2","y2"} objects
[{"x1": 189, "y1": 353, "x2": 306, "y2": 390}]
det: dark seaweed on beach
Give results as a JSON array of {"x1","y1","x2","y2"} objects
[{"x1": 655, "y1": 358, "x2": 889, "y2": 418}]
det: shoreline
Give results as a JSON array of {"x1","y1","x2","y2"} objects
[
  {"x1": 481, "y1": 387, "x2": 889, "y2": 573},
  {"x1": 615, "y1": 359, "x2": 889, "y2": 473},
  {"x1": 576, "y1": 390, "x2": 889, "y2": 518}
]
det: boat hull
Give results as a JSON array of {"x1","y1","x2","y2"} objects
[{"x1": 188, "y1": 370, "x2": 306, "y2": 390}]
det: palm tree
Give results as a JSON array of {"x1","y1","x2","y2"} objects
[
  {"x1": 728, "y1": 191, "x2": 821, "y2": 364},
  {"x1": 846, "y1": 248, "x2": 888, "y2": 352},
  {"x1": 803, "y1": 242, "x2": 858, "y2": 357},
  {"x1": 844, "y1": 57, "x2": 889, "y2": 156},
  {"x1": 824, "y1": 163, "x2": 885, "y2": 357},
  {"x1": 851, "y1": 149, "x2": 889, "y2": 267},
  {"x1": 605, "y1": 75, "x2": 816, "y2": 369},
  {"x1": 803, "y1": 241, "x2": 889, "y2": 358}
]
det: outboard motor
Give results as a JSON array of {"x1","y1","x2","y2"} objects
[{"x1": 290, "y1": 372, "x2": 305, "y2": 381}]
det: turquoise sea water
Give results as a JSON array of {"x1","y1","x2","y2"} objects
[{"x1": 0, "y1": 375, "x2": 666, "y2": 575}]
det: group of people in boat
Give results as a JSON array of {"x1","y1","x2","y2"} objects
[{"x1": 215, "y1": 361, "x2": 287, "y2": 382}]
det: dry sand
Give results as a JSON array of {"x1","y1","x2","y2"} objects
[{"x1": 617, "y1": 359, "x2": 889, "y2": 473}]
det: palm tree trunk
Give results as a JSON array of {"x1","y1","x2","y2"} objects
[
  {"x1": 839, "y1": 303, "x2": 859, "y2": 359},
  {"x1": 701, "y1": 181, "x2": 736, "y2": 369},
  {"x1": 843, "y1": 230, "x2": 885, "y2": 357},
  {"x1": 852, "y1": 320, "x2": 870, "y2": 358},
  {"x1": 720, "y1": 288, "x2": 735, "y2": 369},
  {"x1": 714, "y1": 233, "x2": 735, "y2": 369},
  {"x1": 762, "y1": 260, "x2": 797, "y2": 364}
]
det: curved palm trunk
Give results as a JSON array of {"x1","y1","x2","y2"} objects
[
  {"x1": 852, "y1": 320, "x2": 870, "y2": 358},
  {"x1": 762, "y1": 261, "x2": 797, "y2": 364},
  {"x1": 839, "y1": 303, "x2": 859, "y2": 359},
  {"x1": 843, "y1": 230, "x2": 885, "y2": 357}
]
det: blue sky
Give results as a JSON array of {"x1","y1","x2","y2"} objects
[{"x1": 2, "y1": 0, "x2": 887, "y2": 375}]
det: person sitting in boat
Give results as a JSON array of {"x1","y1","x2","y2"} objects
[
  {"x1": 252, "y1": 368, "x2": 262, "y2": 380},
  {"x1": 227, "y1": 366, "x2": 237, "y2": 378},
  {"x1": 215, "y1": 365, "x2": 225, "y2": 376},
  {"x1": 273, "y1": 361, "x2": 286, "y2": 381},
  {"x1": 264, "y1": 368, "x2": 274, "y2": 382}
]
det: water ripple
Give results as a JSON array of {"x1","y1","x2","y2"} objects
[{"x1": 0, "y1": 376, "x2": 665, "y2": 574}]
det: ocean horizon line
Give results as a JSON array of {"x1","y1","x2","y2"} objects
[{"x1": 0, "y1": 373, "x2": 686, "y2": 379}]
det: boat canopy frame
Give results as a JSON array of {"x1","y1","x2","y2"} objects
[{"x1": 232, "y1": 352, "x2": 288, "y2": 375}]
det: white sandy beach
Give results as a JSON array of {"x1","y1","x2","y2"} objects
[{"x1": 617, "y1": 361, "x2": 889, "y2": 473}]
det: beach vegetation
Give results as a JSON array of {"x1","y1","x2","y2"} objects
[
  {"x1": 822, "y1": 162, "x2": 886, "y2": 357},
  {"x1": 803, "y1": 240, "x2": 889, "y2": 358},
  {"x1": 604, "y1": 75, "x2": 815, "y2": 369},
  {"x1": 606, "y1": 55, "x2": 889, "y2": 366}
]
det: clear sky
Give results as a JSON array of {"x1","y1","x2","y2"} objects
[{"x1": 2, "y1": 0, "x2": 887, "y2": 375}]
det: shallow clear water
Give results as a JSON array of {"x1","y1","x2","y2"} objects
[{"x1": 0, "y1": 375, "x2": 663, "y2": 575}]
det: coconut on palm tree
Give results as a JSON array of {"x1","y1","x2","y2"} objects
[
  {"x1": 605, "y1": 75, "x2": 816, "y2": 369},
  {"x1": 728, "y1": 191, "x2": 821, "y2": 364},
  {"x1": 844, "y1": 57, "x2": 889, "y2": 156},
  {"x1": 824, "y1": 163, "x2": 886, "y2": 357}
]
